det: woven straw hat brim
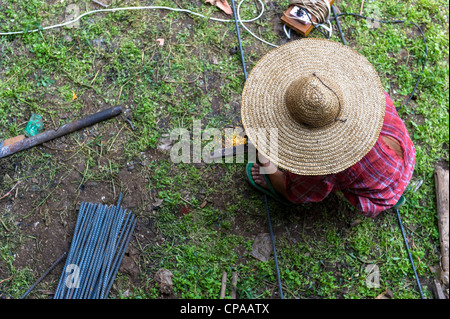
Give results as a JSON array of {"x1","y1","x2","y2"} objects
[{"x1": 241, "y1": 38, "x2": 386, "y2": 176}]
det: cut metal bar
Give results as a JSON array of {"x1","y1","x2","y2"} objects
[
  {"x1": 81, "y1": 205, "x2": 114, "y2": 298},
  {"x1": 54, "y1": 194, "x2": 136, "y2": 299},
  {"x1": 63, "y1": 203, "x2": 98, "y2": 299},
  {"x1": 89, "y1": 205, "x2": 119, "y2": 299},
  {"x1": 103, "y1": 215, "x2": 137, "y2": 298},
  {"x1": 0, "y1": 106, "x2": 122, "y2": 159},
  {"x1": 55, "y1": 202, "x2": 92, "y2": 298},
  {"x1": 73, "y1": 205, "x2": 107, "y2": 299},
  {"x1": 99, "y1": 207, "x2": 126, "y2": 298},
  {"x1": 20, "y1": 252, "x2": 67, "y2": 299},
  {"x1": 93, "y1": 197, "x2": 126, "y2": 299},
  {"x1": 54, "y1": 202, "x2": 87, "y2": 298}
]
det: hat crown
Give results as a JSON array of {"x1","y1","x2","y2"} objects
[{"x1": 285, "y1": 74, "x2": 342, "y2": 127}]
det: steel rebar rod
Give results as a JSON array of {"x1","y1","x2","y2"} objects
[
  {"x1": 103, "y1": 215, "x2": 137, "y2": 299},
  {"x1": 55, "y1": 194, "x2": 134, "y2": 299},
  {"x1": 20, "y1": 252, "x2": 67, "y2": 299},
  {"x1": 81, "y1": 205, "x2": 115, "y2": 298},
  {"x1": 64, "y1": 203, "x2": 99, "y2": 299},
  {"x1": 92, "y1": 206, "x2": 122, "y2": 299},
  {"x1": 55, "y1": 202, "x2": 94, "y2": 298},
  {"x1": 73, "y1": 204, "x2": 107, "y2": 299},
  {"x1": 99, "y1": 207, "x2": 127, "y2": 298},
  {"x1": 54, "y1": 202, "x2": 87, "y2": 298},
  {"x1": 88, "y1": 205, "x2": 120, "y2": 299},
  {"x1": 93, "y1": 195, "x2": 127, "y2": 298},
  {"x1": 0, "y1": 106, "x2": 122, "y2": 159},
  {"x1": 102, "y1": 211, "x2": 133, "y2": 292}
]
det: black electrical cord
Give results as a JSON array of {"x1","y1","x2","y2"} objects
[
  {"x1": 230, "y1": 0, "x2": 285, "y2": 300},
  {"x1": 331, "y1": 5, "x2": 346, "y2": 45},
  {"x1": 396, "y1": 208, "x2": 425, "y2": 299}
]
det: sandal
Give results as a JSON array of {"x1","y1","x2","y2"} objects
[
  {"x1": 393, "y1": 194, "x2": 406, "y2": 209},
  {"x1": 246, "y1": 163, "x2": 292, "y2": 206}
]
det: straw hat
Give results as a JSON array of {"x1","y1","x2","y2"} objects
[{"x1": 241, "y1": 38, "x2": 386, "y2": 176}]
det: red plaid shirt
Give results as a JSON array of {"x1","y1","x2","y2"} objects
[{"x1": 284, "y1": 92, "x2": 415, "y2": 217}]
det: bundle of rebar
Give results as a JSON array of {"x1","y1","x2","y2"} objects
[{"x1": 54, "y1": 194, "x2": 136, "y2": 299}]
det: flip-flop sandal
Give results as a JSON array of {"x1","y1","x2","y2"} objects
[
  {"x1": 393, "y1": 194, "x2": 406, "y2": 209},
  {"x1": 246, "y1": 163, "x2": 292, "y2": 206}
]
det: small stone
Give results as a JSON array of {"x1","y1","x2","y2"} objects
[{"x1": 154, "y1": 268, "x2": 174, "y2": 295}]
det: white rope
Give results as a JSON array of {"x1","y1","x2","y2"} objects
[
  {"x1": 236, "y1": 0, "x2": 279, "y2": 47},
  {"x1": 0, "y1": 1, "x2": 272, "y2": 46}
]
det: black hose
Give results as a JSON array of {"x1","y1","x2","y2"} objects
[{"x1": 332, "y1": 5, "x2": 346, "y2": 45}]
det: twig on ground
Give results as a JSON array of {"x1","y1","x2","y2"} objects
[
  {"x1": 107, "y1": 126, "x2": 124, "y2": 153},
  {"x1": 0, "y1": 181, "x2": 21, "y2": 201},
  {"x1": 0, "y1": 275, "x2": 13, "y2": 285},
  {"x1": 1, "y1": 62, "x2": 32, "y2": 86},
  {"x1": 0, "y1": 218, "x2": 10, "y2": 232},
  {"x1": 230, "y1": 272, "x2": 238, "y2": 299},
  {"x1": 220, "y1": 271, "x2": 227, "y2": 299},
  {"x1": 117, "y1": 76, "x2": 137, "y2": 103}
]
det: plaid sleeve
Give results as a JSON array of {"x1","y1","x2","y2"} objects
[
  {"x1": 346, "y1": 92, "x2": 415, "y2": 217},
  {"x1": 284, "y1": 172, "x2": 334, "y2": 204}
]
